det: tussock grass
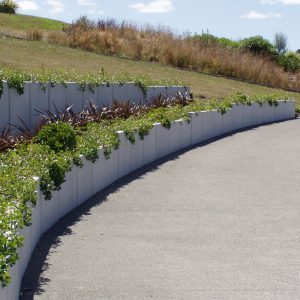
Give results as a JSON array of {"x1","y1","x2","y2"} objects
[{"x1": 42, "y1": 18, "x2": 300, "y2": 92}]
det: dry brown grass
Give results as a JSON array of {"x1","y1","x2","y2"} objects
[
  {"x1": 26, "y1": 29, "x2": 43, "y2": 41},
  {"x1": 38, "y1": 18, "x2": 299, "y2": 92},
  {"x1": 1, "y1": 37, "x2": 300, "y2": 104},
  {"x1": 3, "y1": 15, "x2": 299, "y2": 92}
]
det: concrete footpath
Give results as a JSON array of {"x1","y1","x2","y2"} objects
[{"x1": 21, "y1": 119, "x2": 300, "y2": 299}]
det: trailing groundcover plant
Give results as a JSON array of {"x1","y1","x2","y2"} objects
[
  {"x1": 0, "y1": 67, "x2": 185, "y2": 99},
  {"x1": 0, "y1": 78, "x2": 290, "y2": 287}
]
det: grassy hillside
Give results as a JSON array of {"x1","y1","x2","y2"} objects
[
  {"x1": 1, "y1": 37, "x2": 299, "y2": 103},
  {"x1": 0, "y1": 13, "x2": 65, "y2": 31}
]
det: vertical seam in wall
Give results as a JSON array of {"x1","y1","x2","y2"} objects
[
  {"x1": 80, "y1": 84, "x2": 84, "y2": 110},
  {"x1": 75, "y1": 166, "x2": 79, "y2": 208},
  {"x1": 47, "y1": 83, "x2": 50, "y2": 111},
  {"x1": 8, "y1": 83, "x2": 11, "y2": 126},
  {"x1": 95, "y1": 85, "x2": 99, "y2": 108},
  {"x1": 29, "y1": 83, "x2": 32, "y2": 129}
]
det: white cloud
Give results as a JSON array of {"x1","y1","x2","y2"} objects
[
  {"x1": 241, "y1": 10, "x2": 282, "y2": 19},
  {"x1": 88, "y1": 9, "x2": 105, "y2": 15},
  {"x1": 78, "y1": 0, "x2": 96, "y2": 6},
  {"x1": 46, "y1": 0, "x2": 64, "y2": 13},
  {"x1": 261, "y1": 0, "x2": 300, "y2": 4},
  {"x1": 260, "y1": 0, "x2": 278, "y2": 4},
  {"x1": 17, "y1": 0, "x2": 39, "y2": 11},
  {"x1": 129, "y1": 0, "x2": 174, "y2": 13}
]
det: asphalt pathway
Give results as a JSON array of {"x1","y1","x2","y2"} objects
[{"x1": 21, "y1": 119, "x2": 300, "y2": 299}]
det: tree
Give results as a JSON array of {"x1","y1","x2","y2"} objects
[
  {"x1": 0, "y1": 0, "x2": 18, "y2": 14},
  {"x1": 274, "y1": 32, "x2": 288, "y2": 55}
]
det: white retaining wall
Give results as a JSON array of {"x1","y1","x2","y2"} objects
[
  {"x1": 0, "y1": 83, "x2": 189, "y2": 131},
  {"x1": 1, "y1": 100, "x2": 295, "y2": 300}
]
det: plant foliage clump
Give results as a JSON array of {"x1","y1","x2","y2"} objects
[
  {"x1": 0, "y1": 0, "x2": 18, "y2": 14},
  {"x1": 278, "y1": 52, "x2": 300, "y2": 72},
  {"x1": 240, "y1": 35, "x2": 277, "y2": 57},
  {"x1": 36, "y1": 122, "x2": 77, "y2": 153}
]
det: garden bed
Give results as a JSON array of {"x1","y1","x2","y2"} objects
[{"x1": 0, "y1": 91, "x2": 295, "y2": 299}]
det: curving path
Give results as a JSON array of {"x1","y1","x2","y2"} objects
[{"x1": 21, "y1": 119, "x2": 300, "y2": 299}]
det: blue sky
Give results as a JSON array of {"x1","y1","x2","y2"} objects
[{"x1": 16, "y1": 0, "x2": 300, "y2": 50}]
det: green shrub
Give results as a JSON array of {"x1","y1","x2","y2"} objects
[
  {"x1": 240, "y1": 36, "x2": 277, "y2": 57},
  {"x1": 36, "y1": 122, "x2": 77, "y2": 153},
  {"x1": 217, "y1": 37, "x2": 240, "y2": 48},
  {"x1": 192, "y1": 34, "x2": 240, "y2": 48},
  {"x1": 278, "y1": 52, "x2": 300, "y2": 72},
  {"x1": 0, "y1": 0, "x2": 18, "y2": 14}
]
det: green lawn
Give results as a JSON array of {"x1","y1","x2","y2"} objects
[
  {"x1": 0, "y1": 13, "x2": 66, "y2": 31},
  {"x1": 1, "y1": 37, "x2": 299, "y2": 103}
]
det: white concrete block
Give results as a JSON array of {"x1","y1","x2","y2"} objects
[
  {"x1": 76, "y1": 157, "x2": 94, "y2": 205},
  {"x1": 156, "y1": 123, "x2": 170, "y2": 159},
  {"x1": 92, "y1": 149, "x2": 108, "y2": 195},
  {"x1": 97, "y1": 84, "x2": 113, "y2": 108},
  {"x1": 285, "y1": 100, "x2": 295, "y2": 120},
  {"x1": 9, "y1": 82, "x2": 30, "y2": 130},
  {"x1": 118, "y1": 131, "x2": 132, "y2": 178},
  {"x1": 145, "y1": 86, "x2": 156, "y2": 103},
  {"x1": 155, "y1": 86, "x2": 168, "y2": 99},
  {"x1": 242, "y1": 104, "x2": 254, "y2": 128},
  {"x1": 274, "y1": 101, "x2": 285, "y2": 122},
  {"x1": 112, "y1": 84, "x2": 128, "y2": 103},
  {"x1": 131, "y1": 133, "x2": 144, "y2": 171},
  {"x1": 201, "y1": 110, "x2": 213, "y2": 141},
  {"x1": 169, "y1": 121, "x2": 181, "y2": 153},
  {"x1": 211, "y1": 110, "x2": 223, "y2": 138},
  {"x1": 41, "y1": 191, "x2": 60, "y2": 234},
  {"x1": 30, "y1": 82, "x2": 49, "y2": 129},
  {"x1": 263, "y1": 103, "x2": 275, "y2": 124},
  {"x1": 179, "y1": 119, "x2": 192, "y2": 149},
  {"x1": 83, "y1": 86, "x2": 98, "y2": 108},
  {"x1": 143, "y1": 125, "x2": 157, "y2": 165},
  {"x1": 167, "y1": 86, "x2": 180, "y2": 98},
  {"x1": 18, "y1": 225, "x2": 32, "y2": 277},
  {"x1": 189, "y1": 112, "x2": 203, "y2": 145},
  {"x1": 127, "y1": 83, "x2": 145, "y2": 105},
  {"x1": 252, "y1": 102, "x2": 264, "y2": 126},
  {"x1": 104, "y1": 148, "x2": 119, "y2": 186},
  {"x1": 0, "y1": 286, "x2": 7, "y2": 300},
  {"x1": 222, "y1": 108, "x2": 233, "y2": 134},
  {"x1": 146, "y1": 86, "x2": 167, "y2": 103},
  {"x1": 65, "y1": 83, "x2": 83, "y2": 113},
  {"x1": 31, "y1": 190, "x2": 42, "y2": 251},
  {"x1": 59, "y1": 168, "x2": 77, "y2": 218},
  {"x1": 49, "y1": 83, "x2": 67, "y2": 113},
  {"x1": 7, "y1": 263, "x2": 20, "y2": 300},
  {"x1": 231, "y1": 104, "x2": 243, "y2": 131},
  {"x1": 0, "y1": 82, "x2": 10, "y2": 130}
]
